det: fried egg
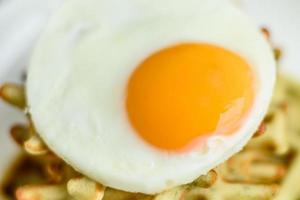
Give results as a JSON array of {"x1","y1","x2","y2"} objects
[{"x1": 26, "y1": 0, "x2": 276, "y2": 194}]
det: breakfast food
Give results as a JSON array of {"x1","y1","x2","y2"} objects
[
  {"x1": 1, "y1": 11, "x2": 298, "y2": 200},
  {"x1": 25, "y1": 0, "x2": 275, "y2": 194},
  {"x1": 2, "y1": 73, "x2": 300, "y2": 200}
]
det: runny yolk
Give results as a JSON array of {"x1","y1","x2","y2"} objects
[{"x1": 126, "y1": 43, "x2": 255, "y2": 151}]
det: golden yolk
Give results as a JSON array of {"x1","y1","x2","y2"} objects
[{"x1": 126, "y1": 43, "x2": 255, "y2": 151}]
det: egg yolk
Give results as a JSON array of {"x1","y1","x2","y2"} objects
[{"x1": 126, "y1": 43, "x2": 255, "y2": 151}]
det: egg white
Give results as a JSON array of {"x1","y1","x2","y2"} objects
[{"x1": 27, "y1": 0, "x2": 276, "y2": 194}]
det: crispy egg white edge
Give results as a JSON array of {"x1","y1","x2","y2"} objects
[{"x1": 26, "y1": 0, "x2": 276, "y2": 194}]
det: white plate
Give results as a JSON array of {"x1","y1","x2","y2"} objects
[{"x1": 0, "y1": 0, "x2": 299, "y2": 197}]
